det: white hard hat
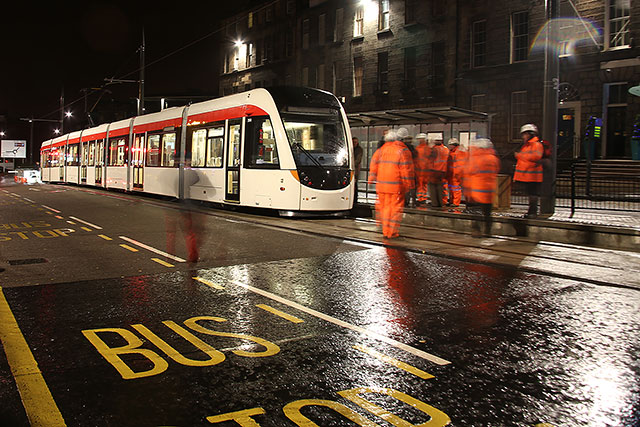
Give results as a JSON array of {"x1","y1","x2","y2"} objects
[
  {"x1": 396, "y1": 127, "x2": 409, "y2": 139},
  {"x1": 385, "y1": 130, "x2": 398, "y2": 142},
  {"x1": 415, "y1": 133, "x2": 427, "y2": 140},
  {"x1": 471, "y1": 138, "x2": 493, "y2": 149},
  {"x1": 520, "y1": 123, "x2": 538, "y2": 135},
  {"x1": 448, "y1": 138, "x2": 459, "y2": 146}
]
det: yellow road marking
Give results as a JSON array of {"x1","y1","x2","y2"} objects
[
  {"x1": 192, "y1": 277, "x2": 224, "y2": 290},
  {"x1": 119, "y1": 244, "x2": 139, "y2": 252},
  {"x1": 354, "y1": 344, "x2": 434, "y2": 380},
  {"x1": 97, "y1": 234, "x2": 112, "y2": 241},
  {"x1": 256, "y1": 304, "x2": 304, "y2": 323},
  {"x1": 55, "y1": 215, "x2": 64, "y2": 220},
  {"x1": 66, "y1": 221, "x2": 76, "y2": 225},
  {"x1": 152, "y1": 258, "x2": 174, "y2": 267},
  {"x1": 0, "y1": 287, "x2": 66, "y2": 426},
  {"x1": 80, "y1": 227, "x2": 92, "y2": 232}
]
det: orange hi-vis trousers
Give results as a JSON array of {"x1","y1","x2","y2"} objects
[
  {"x1": 448, "y1": 178, "x2": 462, "y2": 205},
  {"x1": 376, "y1": 193, "x2": 405, "y2": 238}
]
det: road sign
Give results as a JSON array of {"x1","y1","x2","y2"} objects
[{"x1": 1, "y1": 140, "x2": 27, "y2": 159}]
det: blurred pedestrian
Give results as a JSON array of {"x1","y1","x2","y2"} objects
[
  {"x1": 463, "y1": 138, "x2": 500, "y2": 237},
  {"x1": 368, "y1": 129, "x2": 415, "y2": 239},
  {"x1": 377, "y1": 129, "x2": 389, "y2": 150},
  {"x1": 427, "y1": 138, "x2": 449, "y2": 208},
  {"x1": 352, "y1": 136, "x2": 363, "y2": 204},
  {"x1": 446, "y1": 138, "x2": 466, "y2": 207},
  {"x1": 514, "y1": 124, "x2": 543, "y2": 218},
  {"x1": 414, "y1": 133, "x2": 431, "y2": 205},
  {"x1": 397, "y1": 128, "x2": 417, "y2": 207}
]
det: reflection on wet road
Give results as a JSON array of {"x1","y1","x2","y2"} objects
[{"x1": 2, "y1": 246, "x2": 639, "y2": 426}]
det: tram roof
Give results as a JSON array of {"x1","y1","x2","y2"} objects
[{"x1": 347, "y1": 107, "x2": 489, "y2": 127}]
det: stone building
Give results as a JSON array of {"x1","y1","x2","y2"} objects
[{"x1": 219, "y1": 0, "x2": 640, "y2": 159}]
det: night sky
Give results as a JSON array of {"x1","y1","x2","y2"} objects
[{"x1": 0, "y1": 1, "x2": 264, "y2": 159}]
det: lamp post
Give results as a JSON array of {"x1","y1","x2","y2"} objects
[{"x1": 540, "y1": 0, "x2": 560, "y2": 215}]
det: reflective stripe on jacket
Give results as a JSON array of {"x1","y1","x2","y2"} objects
[
  {"x1": 463, "y1": 147, "x2": 500, "y2": 204},
  {"x1": 514, "y1": 136, "x2": 543, "y2": 183},
  {"x1": 446, "y1": 146, "x2": 467, "y2": 182},
  {"x1": 414, "y1": 142, "x2": 432, "y2": 177},
  {"x1": 430, "y1": 144, "x2": 449, "y2": 173},
  {"x1": 369, "y1": 140, "x2": 415, "y2": 194}
]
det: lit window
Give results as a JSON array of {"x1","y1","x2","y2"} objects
[
  {"x1": 379, "y1": 0, "x2": 390, "y2": 31},
  {"x1": 161, "y1": 133, "x2": 176, "y2": 167},
  {"x1": 353, "y1": 57, "x2": 363, "y2": 97},
  {"x1": 607, "y1": 0, "x2": 630, "y2": 49},
  {"x1": 511, "y1": 11, "x2": 529, "y2": 63},
  {"x1": 354, "y1": 6, "x2": 364, "y2": 37}
]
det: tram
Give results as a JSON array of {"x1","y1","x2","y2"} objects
[{"x1": 39, "y1": 87, "x2": 354, "y2": 215}]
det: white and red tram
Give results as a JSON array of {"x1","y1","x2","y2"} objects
[{"x1": 40, "y1": 87, "x2": 355, "y2": 215}]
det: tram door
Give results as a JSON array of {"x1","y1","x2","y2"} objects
[
  {"x1": 59, "y1": 146, "x2": 65, "y2": 181},
  {"x1": 80, "y1": 142, "x2": 88, "y2": 183},
  {"x1": 132, "y1": 134, "x2": 144, "y2": 189},
  {"x1": 95, "y1": 140, "x2": 104, "y2": 185},
  {"x1": 225, "y1": 119, "x2": 242, "y2": 202}
]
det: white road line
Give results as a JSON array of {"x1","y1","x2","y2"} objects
[
  {"x1": 68, "y1": 216, "x2": 103, "y2": 230},
  {"x1": 214, "y1": 275, "x2": 451, "y2": 366},
  {"x1": 41, "y1": 205, "x2": 61, "y2": 213},
  {"x1": 23, "y1": 197, "x2": 35, "y2": 203},
  {"x1": 119, "y1": 236, "x2": 186, "y2": 263}
]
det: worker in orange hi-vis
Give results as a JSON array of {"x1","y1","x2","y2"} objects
[
  {"x1": 427, "y1": 138, "x2": 449, "y2": 208},
  {"x1": 446, "y1": 138, "x2": 467, "y2": 207},
  {"x1": 462, "y1": 138, "x2": 500, "y2": 237},
  {"x1": 413, "y1": 133, "x2": 431, "y2": 205},
  {"x1": 368, "y1": 128, "x2": 415, "y2": 239}
]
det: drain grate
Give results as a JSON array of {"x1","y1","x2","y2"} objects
[{"x1": 8, "y1": 258, "x2": 48, "y2": 266}]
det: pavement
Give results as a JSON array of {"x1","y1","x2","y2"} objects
[{"x1": 354, "y1": 196, "x2": 640, "y2": 252}]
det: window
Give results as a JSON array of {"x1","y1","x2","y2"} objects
[
  {"x1": 471, "y1": 94, "x2": 487, "y2": 113},
  {"x1": 108, "y1": 137, "x2": 127, "y2": 166},
  {"x1": 605, "y1": 82, "x2": 628, "y2": 157},
  {"x1": 354, "y1": 6, "x2": 364, "y2": 38},
  {"x1": 379, "y1": 0, "x2": 390, "y2": 31},
  {"x1": 246, "y1": 42, "x2": 254, "y2": 68},
  {"x1": 146, "y1": 135, "x2": 160, "y2": 166},
  {"x1": 245, "y1": 117, "x2": 279, "y2": 168},
  {"x1": 248, "y1": 12, "x2": 253, "y2": 29},
  {"x1": 472, "y1": 20, "x2": 487, "y2": 68},
  {"x1": 162, "y1": 133, "x2": 176, "y2": 167},
  {"x1": 319, "y1": 14, "x2": 326, "y2": 45},
  {"x1": 334, "y1": 8, "x2": 344, "y2": 42},
  {"x1": 302, "y1": 19, "x2": 310, "y2": 49},
  {"x1": 404, "y1": 47, "x2": 417, "y2": 91},
  {"x1": 227, "y1": 122, "x2": 242, "y2": 168},
  {"x1": 607, "y1": 0, "x2": 630, "y2": 49},
  {"x1": 206, "y1": 126, "x2": 225, "y2": 167},
  {"x1": 377, "y1": 51, "x2": 389, "y2": 94},
  {"x1": 511, "y1": 11, "x2": 529, "y2": 63},
  {"x1": 405, "y1": 0, "x2": 416, "y2": 24},
  {"x1": 511, "y1": 91, "x2": 528, "y2": 140},
  {"x1": 318, "y1": 64, "x2": 325, "y2": 90},
  {"x1": 67, "y1": 144, "x2": 79, "y2": 166},
  {"x1": 89, "y1": 142, "x2": 95, "y2": 166},
  {"x1": 431, "y1": 41, "x2": 445, "y2": 92},
  {"x1": 353, "y1": 56, "x2": 363, "y2": 97}
]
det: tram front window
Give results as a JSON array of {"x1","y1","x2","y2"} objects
[
  {"x1": 282, "y1": 112, "x2": 349, "y2": 168},
  {"x1": 282, "y1": 110, "x2": 351, "y2": 190}
]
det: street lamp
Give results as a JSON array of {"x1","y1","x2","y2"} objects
[{"x1": 65, "y1": 111, "x2": 72, "y2": 118}]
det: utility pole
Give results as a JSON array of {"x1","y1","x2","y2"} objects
[
  {"x1": 540, "y1": 0, "x2": 559, "y2": 215},
  {"x1": 138, "y1": 28, "x2": 146, "y2": 116}
]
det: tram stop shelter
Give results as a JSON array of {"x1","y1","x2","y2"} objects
[{"x1": 348, "y1": 106, "x2": 490, "y2": 204}]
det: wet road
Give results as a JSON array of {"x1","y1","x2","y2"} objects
[{"x1": 1, "y1": 180, "x2": 639, "y2": 426}]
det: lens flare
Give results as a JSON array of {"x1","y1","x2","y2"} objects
[{"x1": 531, "y1": 18, "x2": 602, "y2": 57}]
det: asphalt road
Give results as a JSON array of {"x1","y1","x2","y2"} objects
[{"x1": 1, "y1": 179, "x2": 639, "y2": 426}]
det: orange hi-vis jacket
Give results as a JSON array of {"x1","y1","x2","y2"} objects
[
  {"x1": 430, "y1": 144, "x2": 449, "y2": 174},
  {"x1": 463, "y1": 147, "x2": 500, "y2": 204},
  {"x1": 369, "y1": 140, "x2": 415, "y2": 194},
  {"x1": 414, "y1": 142, "x2": 432, "y2": 179},
  {"x1": 514, "y1": 136, "x2": 543, "y2": 183},
  {"x1": 446, "y1": 146, "x2": 467, "y2": 183}
]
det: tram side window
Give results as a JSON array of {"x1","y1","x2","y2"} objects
[
  {"x1": 88, "y1": 142, "x2": 95, "y2": 166},
  {"x1": 67, "y1": 145, "x2": 80, "y2": 166},
  {"x1": 162, "y1": 133, "x2": 177, "y2": 167},
  {"x1": 147, "y1": 134, "x2": 161, "y2": 167},
  {"x1": 245, "y1": 116, "x2": 279, "y2": 168},
  {"x1": 191, "y1": 129, "x2": 207, "y2": 167},
  {"x1": 207, "y1": 126, "x2": 224, "y2": 167},
  {"x1": 109, "y1": 137, "x2": 127, "y2": 166}
]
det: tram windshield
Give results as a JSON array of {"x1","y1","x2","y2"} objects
[{"x1": 282, "y1": 109, "x2": 349, "y2": 168}]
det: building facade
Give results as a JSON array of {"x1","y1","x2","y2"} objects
[{"x1": 220, "y1": 0, "x2": 640, "y2": 159}]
